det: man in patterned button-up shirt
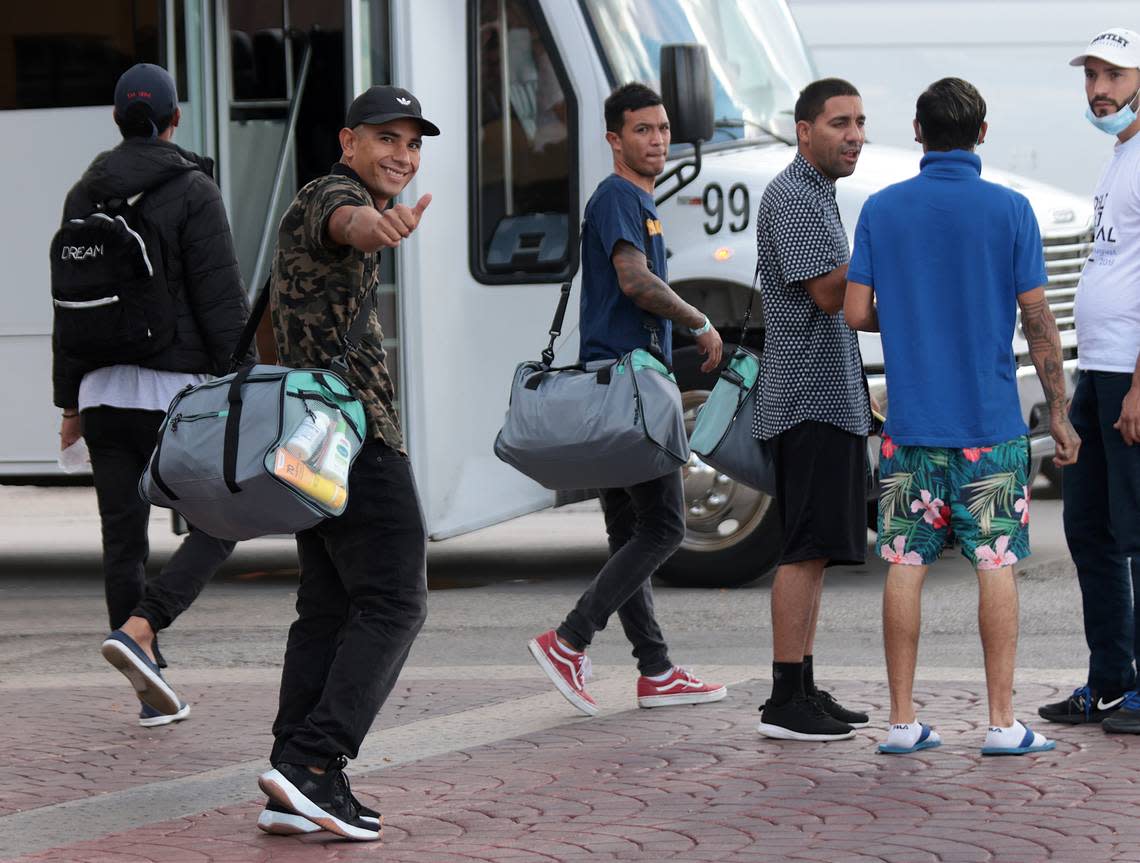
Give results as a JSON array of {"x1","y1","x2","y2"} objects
[{"x1": 753, "y1": 78, "x2": 872, "y2": 745}]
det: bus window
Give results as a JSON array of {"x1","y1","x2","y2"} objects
[
  {"x1": 470, "y1": 0, "x2": 578, "y2": 284},
  {"x1": 0, "y1": 1, "x2": 162, "y2": 110}
]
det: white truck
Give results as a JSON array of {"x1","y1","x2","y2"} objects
[{"x1": 0, "y1": 0, "x2": 1088, "y2": 587}]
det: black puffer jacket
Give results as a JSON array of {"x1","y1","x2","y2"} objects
[{"x1": 53, "y1": 137, "x2": 251, "y2": 408}]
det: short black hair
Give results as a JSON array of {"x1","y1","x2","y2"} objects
[
  {"x1": 915, "y1": 77, "x2": 986, "y2": 152},
  {"x1": 115, "y1": 102, "x2": 174, "y2": 139},
  {"x1": 604, "y1": 83, "x2": 663, "y2": 133},
  {"x1": 794, "y1": 78, "x2": 860, "y2": 124}
]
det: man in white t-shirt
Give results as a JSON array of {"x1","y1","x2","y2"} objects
[{"x1": 1038, "y1": 29, "x2": 1140, "y2": 734}]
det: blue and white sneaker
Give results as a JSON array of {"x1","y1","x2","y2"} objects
[
  {"x1": 138, "y1": 701, "x2": 191, "y2": 728},
  {"x1": 101, "y1": 630, "x2": 182, "y2": 716}
]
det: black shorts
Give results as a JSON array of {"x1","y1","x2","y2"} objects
[{"x1": 769, "y1": 420, "x2": 867, "y2": 566}]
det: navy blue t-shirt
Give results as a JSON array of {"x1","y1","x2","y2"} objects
[
  {"x1": 847, "y1": 150, "x2": 1047, "y2": 447},
  {"x1": 578, "y1": 174, "x2": 672, "y2": 363}
]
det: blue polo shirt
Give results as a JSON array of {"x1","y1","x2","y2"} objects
[
  {"x1": 579, "y1": 174, "x2": 672, "y2": 363},
  {"x1": 847, "y1": 150, "x2": 1047, "y2": 447}
]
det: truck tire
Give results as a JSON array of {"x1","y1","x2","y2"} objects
[{"x1": 655, "y1": 347, "x2": 782, "y2": 589}]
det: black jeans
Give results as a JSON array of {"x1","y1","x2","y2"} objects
[
  {"x1": 1062, "y1": 371, "x2": 1140, "y2": 693},
  {"x1": 82, "y1": 407, "x2": 235, "y2": 641},
  {"x1": 271, "y1": 440, "x2": 428, "y2": 768},
  {"x1": 557, "y1": 470, "x2": 684, "y2": 676}
]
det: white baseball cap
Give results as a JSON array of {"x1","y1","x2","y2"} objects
[{"x1": 1070, "y1": 28, "x2": 1140, "y2": 68}]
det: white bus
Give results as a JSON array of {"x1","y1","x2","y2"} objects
[{"x1": 0, "y1": 0, "x2": 1089, "y2": 587}]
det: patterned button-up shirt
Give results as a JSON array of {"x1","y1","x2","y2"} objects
[{"x1": 752, "y1": 152, "x2": 870, "y2": 441}]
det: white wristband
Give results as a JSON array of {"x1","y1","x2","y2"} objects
[{"x1": 688, "y1": 316, "x2": 712, "y2": 337}]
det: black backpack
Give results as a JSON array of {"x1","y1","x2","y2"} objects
[{"x1": 50, "y1": 193, "x2": 176, "y2": 364}]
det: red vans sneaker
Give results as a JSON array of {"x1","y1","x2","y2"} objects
[
  {"x1": 527, "y1": 630, "x2": 598, "y2": 716},
  {"x1": 637, "y1": 666, "x2": 727, "y2": 708}
]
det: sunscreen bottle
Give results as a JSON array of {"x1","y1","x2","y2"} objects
[
  {"x1": 273, "y1": 448, "x2": 347, "y2": 509},
  {"x1": 284, "y1": 410, "x2": 331, "y2": 462},
  {"x1": 316, "y1": 418, "x2": 352, "y2": 485}
]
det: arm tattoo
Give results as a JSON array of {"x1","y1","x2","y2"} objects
[
  {"x1": 612, "y1": 243, "x2": 702, "y2": 328},
  {"x1": 1019, "y1": 296, "x2": 1066, "y2": 412}
]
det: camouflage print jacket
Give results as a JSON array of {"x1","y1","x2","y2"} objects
[{"x1": 269, "y1": 163, "x2": 404, "y2": 451}]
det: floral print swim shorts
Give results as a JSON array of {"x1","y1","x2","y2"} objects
[{"x1": 876, "y1": 435, "x2": 1031, "y2": 569}]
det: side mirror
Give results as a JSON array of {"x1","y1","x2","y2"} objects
[{"x1": 659, "y1": 44, "x2": 714, "y2": 145}]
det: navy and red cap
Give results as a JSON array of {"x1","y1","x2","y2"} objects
[
  {"x1": 346, "y1": 86, "x2": 440, "y2": 136},
  {"x1": 114, "y1": 63, "x2": 178, "y2": 121}
]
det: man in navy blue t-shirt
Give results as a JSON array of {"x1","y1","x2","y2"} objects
[
  {"x1": 845, "y1": 78, "x2": 1079, "y2": 756},
  {"x1": 528, "y1": 83, "x2": 725, "y2": 716}
]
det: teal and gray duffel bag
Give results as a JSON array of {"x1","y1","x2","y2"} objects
[
  {"x1": 494, "y1": 282, "x2": 689, "y2": 491},
  {"x1": 689, "y1": 346, "x2": 775, "y2": 495},
  {"x1": 689, "y1": 269, "x2": 775, "y2": 495},
  {"x1": 140, "y1": 284, "x2": 369, "y2": 541}
]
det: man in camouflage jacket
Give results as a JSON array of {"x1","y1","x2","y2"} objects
[{"x1": 256, "y1": 86, "x2": 438, "y2": 842}]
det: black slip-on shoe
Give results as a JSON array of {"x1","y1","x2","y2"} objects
[
  {"x1": 811, "y1": 688, "x2": 870, "y2": 728},
  {"x1": 757, "y1": 695, "x2": 856, "y2": 741}
]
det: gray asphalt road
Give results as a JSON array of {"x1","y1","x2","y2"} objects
[{"x1": 0, "y1": 481, "x2": 1088, "y2": 685}]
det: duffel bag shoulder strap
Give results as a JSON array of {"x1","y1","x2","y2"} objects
[
  {"x1": 741, "y1": 262, "x2": 760, "y2": 343},
  {"x1": 228, "y1": 278, "x2": 271, "y2": 374},
  {"x1": 541, "y1": 281, "x2": 573, "y2": 367},
  {"x1": 234, "y1": 276, "x2": 377, "y2": 376},
  {"x1": 222, "y1": 363, "x2": 259, "y2": 494},
  {"x1": 331, "y1": 285, "x2": 379, "y2": 373}
]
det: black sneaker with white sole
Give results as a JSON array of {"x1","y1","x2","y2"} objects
[
  {"x1": 258, "y1": 758, "x2": 381, "y2": 841},
  {"x1": 1038, "y1": 685, "x2": 1126, "y2": 725},
  {"x1": 811, "y1": 688, "x2": 870, "y2": 728},
  {"x1": 758, "y1": 695, "x2": 856, "y2": 741},
  {"x1": 257, "y1": 782, "x2": 382, "y2": 835}
]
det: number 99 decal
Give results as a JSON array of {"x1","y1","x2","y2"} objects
[{"x1": 702, "y1": 182, "x2": 751, "y2": 235}]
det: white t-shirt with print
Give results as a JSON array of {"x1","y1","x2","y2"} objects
[{"x1": 1076, "y1": 133, "x2": 1140, "y2": 373}]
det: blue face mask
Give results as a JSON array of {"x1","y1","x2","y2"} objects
[{"x1": 1086, "y1": 86, "x2": 1140, "y2": 135}]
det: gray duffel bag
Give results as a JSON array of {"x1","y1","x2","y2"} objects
[
  {"x1": 140, "y1": 284, "x2": 368, "y2": 541},
  {"x1": 494, "y1": 282, "x2": 689, "y2": 491}
]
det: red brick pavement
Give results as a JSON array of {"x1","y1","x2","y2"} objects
[
  {"x1": 4, "y1": 678, "x2": 550, "y2": 817},
  {"x1": 7, "y1": 679, "x2": 1140, "y2": 862}
]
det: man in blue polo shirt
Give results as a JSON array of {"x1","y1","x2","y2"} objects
[
  {"x1": 527, "y1": 83, "x2": 726, "y2": 716},
  {"x1": 844, "y1": 78, "x2": 1080, "y2": 755}
]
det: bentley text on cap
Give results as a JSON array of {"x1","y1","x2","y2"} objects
[{"x1": 1069, "y1": 28, "x2": 1140, "y2": 68}]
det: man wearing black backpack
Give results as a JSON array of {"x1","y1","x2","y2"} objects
[{"x1": 52, "y1": 64, "x2": 251, "y2": 727}]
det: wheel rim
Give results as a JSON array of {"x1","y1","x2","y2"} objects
[{"x1": 680, "y1": 389, "x2": 774, "y2": 553}]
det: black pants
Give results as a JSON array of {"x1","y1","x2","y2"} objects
[
  {"x1": 82, "y1": 407, "x2": 235, "y2": 641},
  {"x1": 556, "y1": 470, "x2": 683, "y2": 676},
  {"x1": 1062, "y1": 371, "x2": 1140, "y2": 693},
  {"x1": 271, "y1": 440, "x2": 428, "y2": 768}
]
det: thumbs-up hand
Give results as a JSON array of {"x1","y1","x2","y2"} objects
[{"x1": 383, "y1": 193, "x2": 432, "y2": 242}]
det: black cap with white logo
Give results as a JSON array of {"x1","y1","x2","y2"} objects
[{"x1": 345, "y1": 86, "x2": 440, "y2": 136}]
